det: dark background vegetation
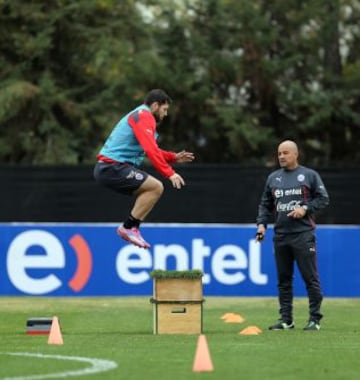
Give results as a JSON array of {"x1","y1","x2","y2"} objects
[
  {"x1": 0, "y1": 1, "x2": 359, "y2": 224},
  {"x1": 1, "y1": 0, "x2": 359, "y2": 166}
]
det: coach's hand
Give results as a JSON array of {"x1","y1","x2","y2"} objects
[
  {"x1": 287, "y1": 206, "x2": 307, "y2": 219},
  {"x1": 255, "y1": 224, "x2": 266, "y2": 242},
  {"x1": 169, "y1": 173, "x2": 185, "y2": 189}
]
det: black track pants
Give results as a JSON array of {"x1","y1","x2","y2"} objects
[{"x1": 273, "y1": 230, "x2": 323, "y2": 323}]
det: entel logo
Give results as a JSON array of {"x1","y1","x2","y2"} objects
[
  {"x1": 7, "y1": 230, "x2": 92, "y2": 295},
  {"x1": 116, "y1": 239, "x2": 268, "y2": 286}
]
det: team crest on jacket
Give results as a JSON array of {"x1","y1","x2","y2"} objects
[{"x1": 297, "y1": 174, "x2": 305, "y2": 182}]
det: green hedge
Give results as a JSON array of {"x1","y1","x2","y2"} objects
[{"x1": 150, "y1": 270, "x2": 203, "y2": 279}]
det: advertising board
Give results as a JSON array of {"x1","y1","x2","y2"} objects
[{"x1": 0, "y1": 223, "x2": 358, "y2": 297}]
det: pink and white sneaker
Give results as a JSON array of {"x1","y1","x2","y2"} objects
[{"x1": 117, "y1": 227, "x2": 151, "y2": 249}]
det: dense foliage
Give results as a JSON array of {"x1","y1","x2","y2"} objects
[{"x1": 0, "y1": 0, "x2": 359, "y2": 165}]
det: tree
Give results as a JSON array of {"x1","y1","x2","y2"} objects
[
  {"x1": 0, "y1": 0, "x2": 359, "y2": 165},
  {"x1": 0, "y1": 0, "x2": 149, "y2": 163}
]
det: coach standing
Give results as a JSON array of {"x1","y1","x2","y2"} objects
[{"x1": 255, "y1": 140, "x2": 329, "y2": 331}]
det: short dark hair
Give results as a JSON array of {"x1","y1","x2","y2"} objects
[{"x1": 144, "y1": 89, "x2": 172, "y2": 106}]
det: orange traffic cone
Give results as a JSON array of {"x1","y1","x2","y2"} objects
[
  {"x1": 239, "y1": 326, "x2": 262, "y2": 335},
  {"x1": 47, "y1": 316, "x2": 63, "y2": 345},
  {"x1": 220, "y1": 313, "x2": 236, "y2": 320},
  {"x1": 192, "y1": 335, "x2": 214, "y2": 372},
  {"x1": 224, "y1": 314, "x2": 245, "y2": 323}
]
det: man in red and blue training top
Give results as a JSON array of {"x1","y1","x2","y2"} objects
[{"x1": 94, "y1": 89, "x2": 194, "y2": 248}]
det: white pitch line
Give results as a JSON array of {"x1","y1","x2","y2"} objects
[{"x1": 0, "y1": 352, "x2": 117, "y2": 380}]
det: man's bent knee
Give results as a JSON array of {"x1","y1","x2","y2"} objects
[
  {"x1": 136, "y1": 176, "x2": 164, "y2": 197},
  {"x1": 151, "y1": 180, "x2": 164, "y2": 198}
]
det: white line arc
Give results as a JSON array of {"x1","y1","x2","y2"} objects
[{"x1": 1, "y1": 352, "x2": 117, "y2": 380}]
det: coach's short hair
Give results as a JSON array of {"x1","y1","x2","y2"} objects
[{"x1": 144, "y1": 89, "x2": 172, "y2": 106}]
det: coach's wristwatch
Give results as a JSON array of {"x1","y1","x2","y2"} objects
[{"x1": 301, "y1": 205, "x2": 308, "y2": 213}]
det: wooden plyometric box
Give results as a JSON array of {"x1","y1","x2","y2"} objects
[
  {"x1": 150, "y1": 270, "x2": 204, "y2": 335},
  {"x1": 154, "y1": 277, "x2": 203, "y2": 301},
  {"x1": 153, "y1": 301, "x2": 202, "y2": 334}
]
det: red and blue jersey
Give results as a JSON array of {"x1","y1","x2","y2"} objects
[{"x1": 98, "y1": 104, "x2": 176, "y2": 178}]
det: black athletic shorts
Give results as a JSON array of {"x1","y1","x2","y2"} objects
[{"x1": 93, "y1": 161, "x2": 149, "y2": 196}]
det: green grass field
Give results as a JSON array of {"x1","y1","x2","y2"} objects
[{"x1": 0, "y1": 297, "x2": 359, "y2": 380}]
